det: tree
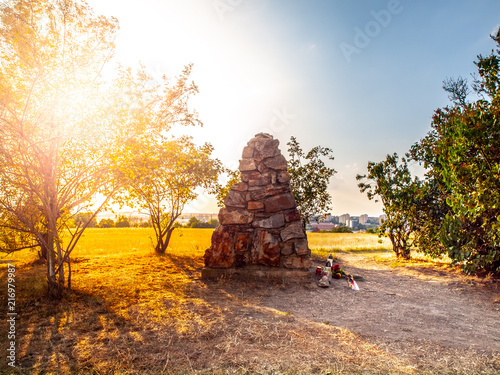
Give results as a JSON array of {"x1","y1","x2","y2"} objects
[
  {"x1": 0, "y1": 0, "x2": 119, "y2": 296},
  {"x1": 331, "y1": 226, "x2": 353, "y2": 233},
  {"x1": 215, "y1": 169, "x2": 240, "y2": 207},
  {"x1": 406, "y1": 27, "x2": 500, "y2": 273},
  {"x1": 357, "y1": 154, "x2": 417, "y2": 259},
  {"x1": 0, "y1": 0, "x2": 205, "y2": 296},
  {"x1": 98, "y1": 218, "x2": 115, "y2": 228},
  {"x1": 286, "y1": 136, "x2": 336, "y2": 225},
  {"x1": 407, "y1": 131, "x2": 451, "y2": 259},
  {"x1": 115, "y1": 215, "x2": 130, "y2": 228},
  {"x1": 184, "y1": 217, "x2": 219, "y2": 228},
  {"x1": 74, "y1": 213, "x2": 97, "y2": 229},
  {"x1": 114, "y1": 136, "x2": 222, "y2": 254}
]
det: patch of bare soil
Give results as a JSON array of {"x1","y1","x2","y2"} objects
[
  {"x1": 265, "y1": 252, "x2": 500, "y2": 349},
  {"x1": 253, "y1": 251, "x2": 500, "y2": 372}
]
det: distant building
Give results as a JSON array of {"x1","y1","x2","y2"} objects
[
  {"x1": 339, "y1": 213, "x2": 350, "y2": 225},
  {"x1": 379, "y1": 214, "x2": 387, "y2": 225},
  {"x1": 348, "y1": 219, "x2": 358, "y2": 228},
  {"x1": 309, "y1": 222, "x2": 336, "y2": 232},
  {"x1": 359, "y1": 214, "x2": 368, "y2": 225}
]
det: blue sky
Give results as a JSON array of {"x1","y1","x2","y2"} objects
[{"x1": 88, "y1": 0, "x2": 500, "y2": 216}]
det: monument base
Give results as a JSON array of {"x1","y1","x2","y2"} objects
[{"x1": 201, "y1": 266, "x2": 312, "y2": 282}]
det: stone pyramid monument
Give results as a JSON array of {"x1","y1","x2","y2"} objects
[{"x1": 202, "y1": 133, "x2": 312, "y2": 280}]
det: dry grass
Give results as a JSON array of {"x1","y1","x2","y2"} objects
[
  {"x1": 307, "y1": 232, "x2": 392, "y2": 260},
  {"x1": 0, "y1": 229, "x2": 498, "y2": 374}
]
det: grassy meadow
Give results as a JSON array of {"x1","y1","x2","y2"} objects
[{"x1": 0, "y1": 228, "x2": 458, "y2": 374}]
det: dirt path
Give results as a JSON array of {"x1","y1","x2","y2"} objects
[{"x1": 260, "y1": 252, "x2": 500, "y2": 352}]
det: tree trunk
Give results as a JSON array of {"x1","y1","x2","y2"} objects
[
  {"x1": 155, "y1": 227, "x2": 175, "y2": 255},
  {"x1": 67, "y1": 257, "x2": 71, "y2": 290},
  {"x1": 46, "y1": 234, "x2": 59, "y2": 298},
  {"x1": 39, "y1": 232, "x2": 48, "y2": 260},
  {"x1": 164, "y1": 228, "x2": 174, "y2": 251},
  {"x1": 45, "y1": 227, "x2": 64, "y2": 298}
]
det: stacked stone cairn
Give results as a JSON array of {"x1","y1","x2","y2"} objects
[{"x1": 203, "y1": 133, "x2": 312, "y2": 274}]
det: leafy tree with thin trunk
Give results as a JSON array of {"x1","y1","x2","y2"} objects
[
  {"x1": 113, "y1": 136, "x2": 222, "y2": 255},
  {"x1": 0, "y1": 0, "x2": 119, "y2": 296},
  {"x1": 0, "y1": 0, "x2": 206, "y2": 296},
  {"x1": 405, "y1": 28, "x2": 500, "y2": 273},
  {"x1": 287, "y1": 136, "x2": 336, "y2": 226},
  {"x1": 357, "y1": 154, "x2": 417, "y2": 259}
]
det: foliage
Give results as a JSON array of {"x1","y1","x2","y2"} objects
[
  {"x1": 215, "y1": 169, "x2": 240, "y2": 208},
  {"x1": 360, "y1": 27, "x2": 500, "y2": 273},
  {"x1": 330, "y1": 226, "x2": 353, "y2": 233},
  {"x1": 184, "y1": 217, "x2": 219, "y2": 228},
  {"x1": 0, "y1": 0, "x2": 119, "y2": 296},
  {"x1": 357, "y1": 154, "x2": 417, "y2": 259},
  {"x1": 113, "y1": 136, "x2": 222, "y2": 254},
  {"x1": 73, "y1": 213, "x2": 97, "y2": 229},
  {"x1": 287, "y1": 136, "x2": 336, "y2": 225},
  {"x1": 407, "y1": 131, "x2": 451, "y2": 259},
  {"x1": 98, "y1": 218, "x2": 115, "y2": 228},
  {"x1": 406, "y1": 28, "x2": 500, "y2": 273},
  {"x1": 115, "y1": 215, "x2": 130, "y2": 228},
  {"x1": 0, "y1": 0, "x2": 211, "y2": 296}
]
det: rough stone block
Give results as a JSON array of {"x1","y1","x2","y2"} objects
[
  {"x1": 234, "y1": 233, "x2": 251, "y2": 266},
  {"x1": 255, "y1": 138, "x2": 280, "y2": 159},
  {"x1": 263, "y1": 154, "x2": 287, "y2": 170},
  {"x1": 280, "y1": 221, "x2": 306, "y2": 241},
  {"x1": 251, "y1": 231, "x2": 280, "y2": 266},
  {"x1": 247, "y1": 201, "x2": 264, "y2": 210},
  {"x1": 239, "y1": 158, "x2": 257, "y2": 172},
  {"x1": 264, "y1": 193, "x2": 296, "y2": 213},
  {"x1": 281, "y1": 255, "x2": 313, "y2": 269},
  {"x1": 241, "y1": 171, "x2": 261, "y2": 182},
  {"x1": 280, "y1": 241, "x2": 295, "y2": 256},
  {"x1": 242, "y1": 145, "x2": 254, "y2": 158},
  {"x1": 224, "y1": 190, "x2": 246, "y2": 208},
  {"x1": 219, "y1": 208, "x2": 253, "y2": 225},
  {"x1": 232, "y1": 182, "x2": 248, "y2": 191},
  {"x1": 294, "y1": 238, "x2": 310, "y2": 256},
  {"x1": 204, "y1": 227, "x2": 235, "y2": 268},
  {"x1": 284, "y1": 209, "x2": 301, "y2": 223},
  {"x1": 252, "y1": 213, "x2": 285, "y2": 229},
  {"x1": 278, "y1": 171, "x2": 290, "y2": 183},
  {"x1": 248, "y1": 176, "x2": 270, "y2": 187}
]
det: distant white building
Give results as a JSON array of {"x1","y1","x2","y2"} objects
[
  {"x1": 359, "y1": 214, "x2": 368, "y2": 225},
  {"x1": 379, "y1": 214, "x2": 387, "y2": 225},
  {"x1": 339, "y1": 213, "x2": 350, "y2": 225}
]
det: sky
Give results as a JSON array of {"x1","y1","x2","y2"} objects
[{"x1": 87, "y1": 0, "x2": 500, "y2": 217}]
